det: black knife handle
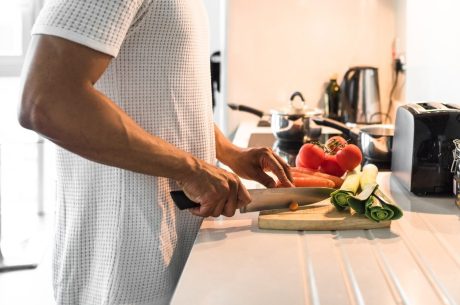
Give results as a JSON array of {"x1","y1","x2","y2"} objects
[{"x1": 170, "y1": 191, "x2": 201, "y2": 210}]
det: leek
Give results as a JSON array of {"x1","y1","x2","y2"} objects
[
  {"x1": 330, "y1": 170, "x2": 361, "y2": 211},
  {"x1": 364, "y1": 189, "x2": 403, "y2": 222},
  {"x1": 332, "y1": 163, "x2": 403, "y2": 222}
]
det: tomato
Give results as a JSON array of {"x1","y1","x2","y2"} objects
[
  {"x1": 295, "y1": 154, "x2": 306, "y2": 168},
  {"x1": 335, "y1": 144, "x2": 363, "y2": 171},
  {"x1": 297, "y1": 143, "x2": 325, "y2": 170},
  {"x1": 325, "y1": 136, "x2": 348, "y2": 154},
  {"x1": 319, "y1": 154, "x2": 346, "y2": 177}
]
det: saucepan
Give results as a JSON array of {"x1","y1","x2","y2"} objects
[
  {"x1": 311, "y1": 117, "x2": 394, "y2": 163},
  {"x1": 228, "y1": 92, "x2": 323, "y2": 142}
]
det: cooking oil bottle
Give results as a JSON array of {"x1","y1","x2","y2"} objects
[{"x1": 324, "y1": 74, "x2": 341, "y2": 120}]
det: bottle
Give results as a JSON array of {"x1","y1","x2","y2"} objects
[
  {"x1": 324, "y1": 74, "x2": 341, "y2": 120},
  {"x1": 452, "y1": 139, "x2": 460, "y2": 208}
]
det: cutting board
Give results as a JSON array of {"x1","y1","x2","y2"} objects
[{"x1": 258, "y1": 202, "x2": 391, "y2": 231}]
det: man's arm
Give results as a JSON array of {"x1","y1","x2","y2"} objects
[
  {"x1": 214, "y1": 125, "x2": 293, "y2": 188},
  {"x1": 19, "y1": 35, "x2": 250, "y2": 217}
]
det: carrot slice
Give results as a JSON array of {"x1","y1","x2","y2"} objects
[{"x1": 290, "y1": 167, "x2": 344, "y2": 188}]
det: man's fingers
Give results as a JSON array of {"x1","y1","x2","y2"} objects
[
  {"x1": 272, "y1": 153, "x2": 294, "y2": 183},
  {"x1": 223, "y1": 177, "x2": 238, "y2": 217},
  {"x1": 261, "y1": 154, "x2": 294, "y2": 187},
  {"x1": 211, "y1": 197, "x2": 226, "y2": 217},
  {"x1": 190, "y1": 204, "x2": 213, "y2": 218},
  {"x1": 236, "y1": 180, "x2": 251, "y2": 208},
  {"x1": 254, "y1": 171, "x2": 277, "y2": 189}
]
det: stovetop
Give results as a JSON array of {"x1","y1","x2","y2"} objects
[{"x1": 247, "y1": 132, "x2": 391, "y2": 171}]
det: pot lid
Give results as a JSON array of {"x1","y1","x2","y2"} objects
[
  {"x1": 270, "y1": 105, "x2": 323, "y2": 116},
  {"x1": 270, "y1": 91, "x2": 323, "y2": 116}
]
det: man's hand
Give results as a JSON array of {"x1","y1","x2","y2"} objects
[
  {"x1": 176, "y1": 159, "x2": 251, "y2": 218},
  {"x1": 225, "y1": 147, "x2": 294, "y2": 188}
]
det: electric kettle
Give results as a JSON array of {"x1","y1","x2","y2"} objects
[{"x1": 340, "y1": 66, "x2": 382, "y2": 124}]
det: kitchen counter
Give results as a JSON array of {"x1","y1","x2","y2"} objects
[{"x1": 171, "y1": 121, "x2": 460, "y2": 305}]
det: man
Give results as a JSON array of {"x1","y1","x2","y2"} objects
[{"x1": 19, "y1": 0, "x2": 293, "y2": 304}]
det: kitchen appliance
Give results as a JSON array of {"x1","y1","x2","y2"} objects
[
  {"x1": 391, "y1": 102, "x2": 460, "y2": 195},
  {"x1": 227, "y1": 92, "x2": 323, "y2": 142},
  {"x1": 170, "y1": 187, "x2": 335, "y2": 213},
  {"x1": 311, "y1": 117, "x2": 394, "y2": 165},
  {"x1": 341, "y1": 66, "x2": 382, "y2": 124}
]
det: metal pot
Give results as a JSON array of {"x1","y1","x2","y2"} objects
[
  {"x1": 228, "y1": 92, "x2": 323, "y2": 142},
  {"x1": 312, "y1": 117, "x2": 394, "y2": 163}
]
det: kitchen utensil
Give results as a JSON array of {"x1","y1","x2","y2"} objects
[
  {"x1": 170, "y1": 187, "x2": 335, "y2": 213},
  {"x1": 227, "y1": 91, "x2": 323, "y2": 142},
  {"x1": 258, "y1": 200, "x2": 390, "y2": 230},
  {"x1": 392, "y1": 102, "x2": 460, "y2": 195},
  {"x1": 312, "y1": 117, "x2": 394, "y2": 163},
  {"x1": 340, "y1": 66, "x2": 382, "y2": 124}
]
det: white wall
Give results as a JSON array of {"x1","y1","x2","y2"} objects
[
  {"x1": 203, "y1": 0, "x2": 222, "y2": 53},
  {"x1": 203, "y1": 0, "x2": 228, "y2": 132},
  {"x1": 226, "y1": 0, "x2": 399, "y2": 133},
  {"x1": 405, "y1": 0, "x2": 460, "y2": 103}
]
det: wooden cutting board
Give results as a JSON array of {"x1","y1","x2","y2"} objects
[{"x1": 258, "y1": 202, "x2": 391, "y2": 231}]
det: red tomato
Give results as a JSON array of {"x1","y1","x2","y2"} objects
[
  {"x1": 325, "y1": 136, "x2": 348, "y2": 154},
  {"x1": 295, "y1": 154, "x2": 306, "y2": 168},
  {"x1": 335, "y1": 144, "x2": 363, "y2": 171},
  {"x1": 319, "y1": 154, "x2": 346, "y2": 177},
  {"x1": 297, "y1": 143, "x2": 325, "y2": 170}
]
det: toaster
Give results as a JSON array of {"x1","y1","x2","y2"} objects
[{"x1": 391, "y1": 102, "x2": 460, "y2": 195}]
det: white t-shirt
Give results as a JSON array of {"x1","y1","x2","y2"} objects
[{"x1": 32, "y1": 0, "x2": 215, "y2": 304}]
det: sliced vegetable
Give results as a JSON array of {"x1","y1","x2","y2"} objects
[
  {"x1": 289, "y1": 201, "x2": 299, "y2": 211},
  {"x1": 347, "y1": 183, "x2": 378, "y2": 214},
  {"x1": 330, "y1": 170, "x2": 361, "y2": 211},
  {"x1": 365, "y1": 196, "x2": 394, "y2": 221},
  {"x1": 365, "y1": 189, "x2": 403, "y2": 222},
  {"x1": 335, "y1": 144, "x2": 363, "y2": 171},
  {"x1": 290, "y1": 167, "x2": 344, "y2": 188},
  {"x1": 345, "y1": 163, "x2": 380, "y2": 214},
  {"x1": 346, "y1": 163, "x2": 403, "y2": 222},
  {"x1": 345, "y1": 163, "x2": 379, "y2": 213},
  {"x1": 360, "y1": 164, "x2": 379, "y2": 189}
]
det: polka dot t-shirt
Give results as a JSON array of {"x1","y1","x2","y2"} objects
[{"x1": 32, "y1": 0, "x2": 215, "y2": 304}]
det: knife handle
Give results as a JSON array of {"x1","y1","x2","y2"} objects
[{"x1": 170, "y1": 191, "x2": 201, "y2": 210}]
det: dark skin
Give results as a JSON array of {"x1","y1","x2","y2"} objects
[{"x1": 18, "y1": 35, "x2": 294, "y2": 217}]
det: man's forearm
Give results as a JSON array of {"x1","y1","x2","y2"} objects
[
  {"x1": 214, "y1": 124, "x2": 242, "y2": 166},
  {"x1": 30, "y1": 87, "x2": 199, "y2": 180}
]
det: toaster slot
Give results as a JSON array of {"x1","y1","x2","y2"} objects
[
  {"x1": 408, "y1": 102, "x2": 455, "y2": 114},
  {"x1": 419, "y1": 102, "x2": 446, "y2": 110},
  {"x1": 406, "y1": 103, "x2": 427, "y2": 113},
  {"x1": 443, "y1": 103, "x2": 460, "y2": 110}
]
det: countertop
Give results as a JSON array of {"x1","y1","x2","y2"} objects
[{"x1": 171, "y1": 122, "x2": 460, "y2": 305}]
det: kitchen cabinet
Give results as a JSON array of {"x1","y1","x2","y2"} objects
[{"x1": 171, "y1": 121, "x2": 460, "y2": 305}]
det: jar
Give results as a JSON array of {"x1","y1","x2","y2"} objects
[{"x1": 451, "y1": 139, "x2": 460, "y2": 208}]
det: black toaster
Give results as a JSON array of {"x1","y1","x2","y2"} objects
[{"x1": 391, "y1": 102, "x2": 460, "y2": 195}]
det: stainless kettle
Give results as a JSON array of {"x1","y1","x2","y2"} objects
[{"x1": 341, "y1": 66, "x2": 382, "y2": 124}]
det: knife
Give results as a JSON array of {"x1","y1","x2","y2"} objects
[{"x1": 170, "y1": 187, "x2": 335, "y2": 213}]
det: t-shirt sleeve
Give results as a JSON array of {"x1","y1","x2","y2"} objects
[{"x1": 31, "y1": 0, "x2": 145, "y2": 57}]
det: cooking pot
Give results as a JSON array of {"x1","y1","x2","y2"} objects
[
  {"x1": 312, "y1": 117, "x2": 394, "y2": 163},
  {"x1": 228, "y1": 92, "x2": 323, "y2": 142}
]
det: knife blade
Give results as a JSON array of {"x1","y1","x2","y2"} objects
[{"x1": 170, "y1": 187, "x2": 335, "y2": 213}]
